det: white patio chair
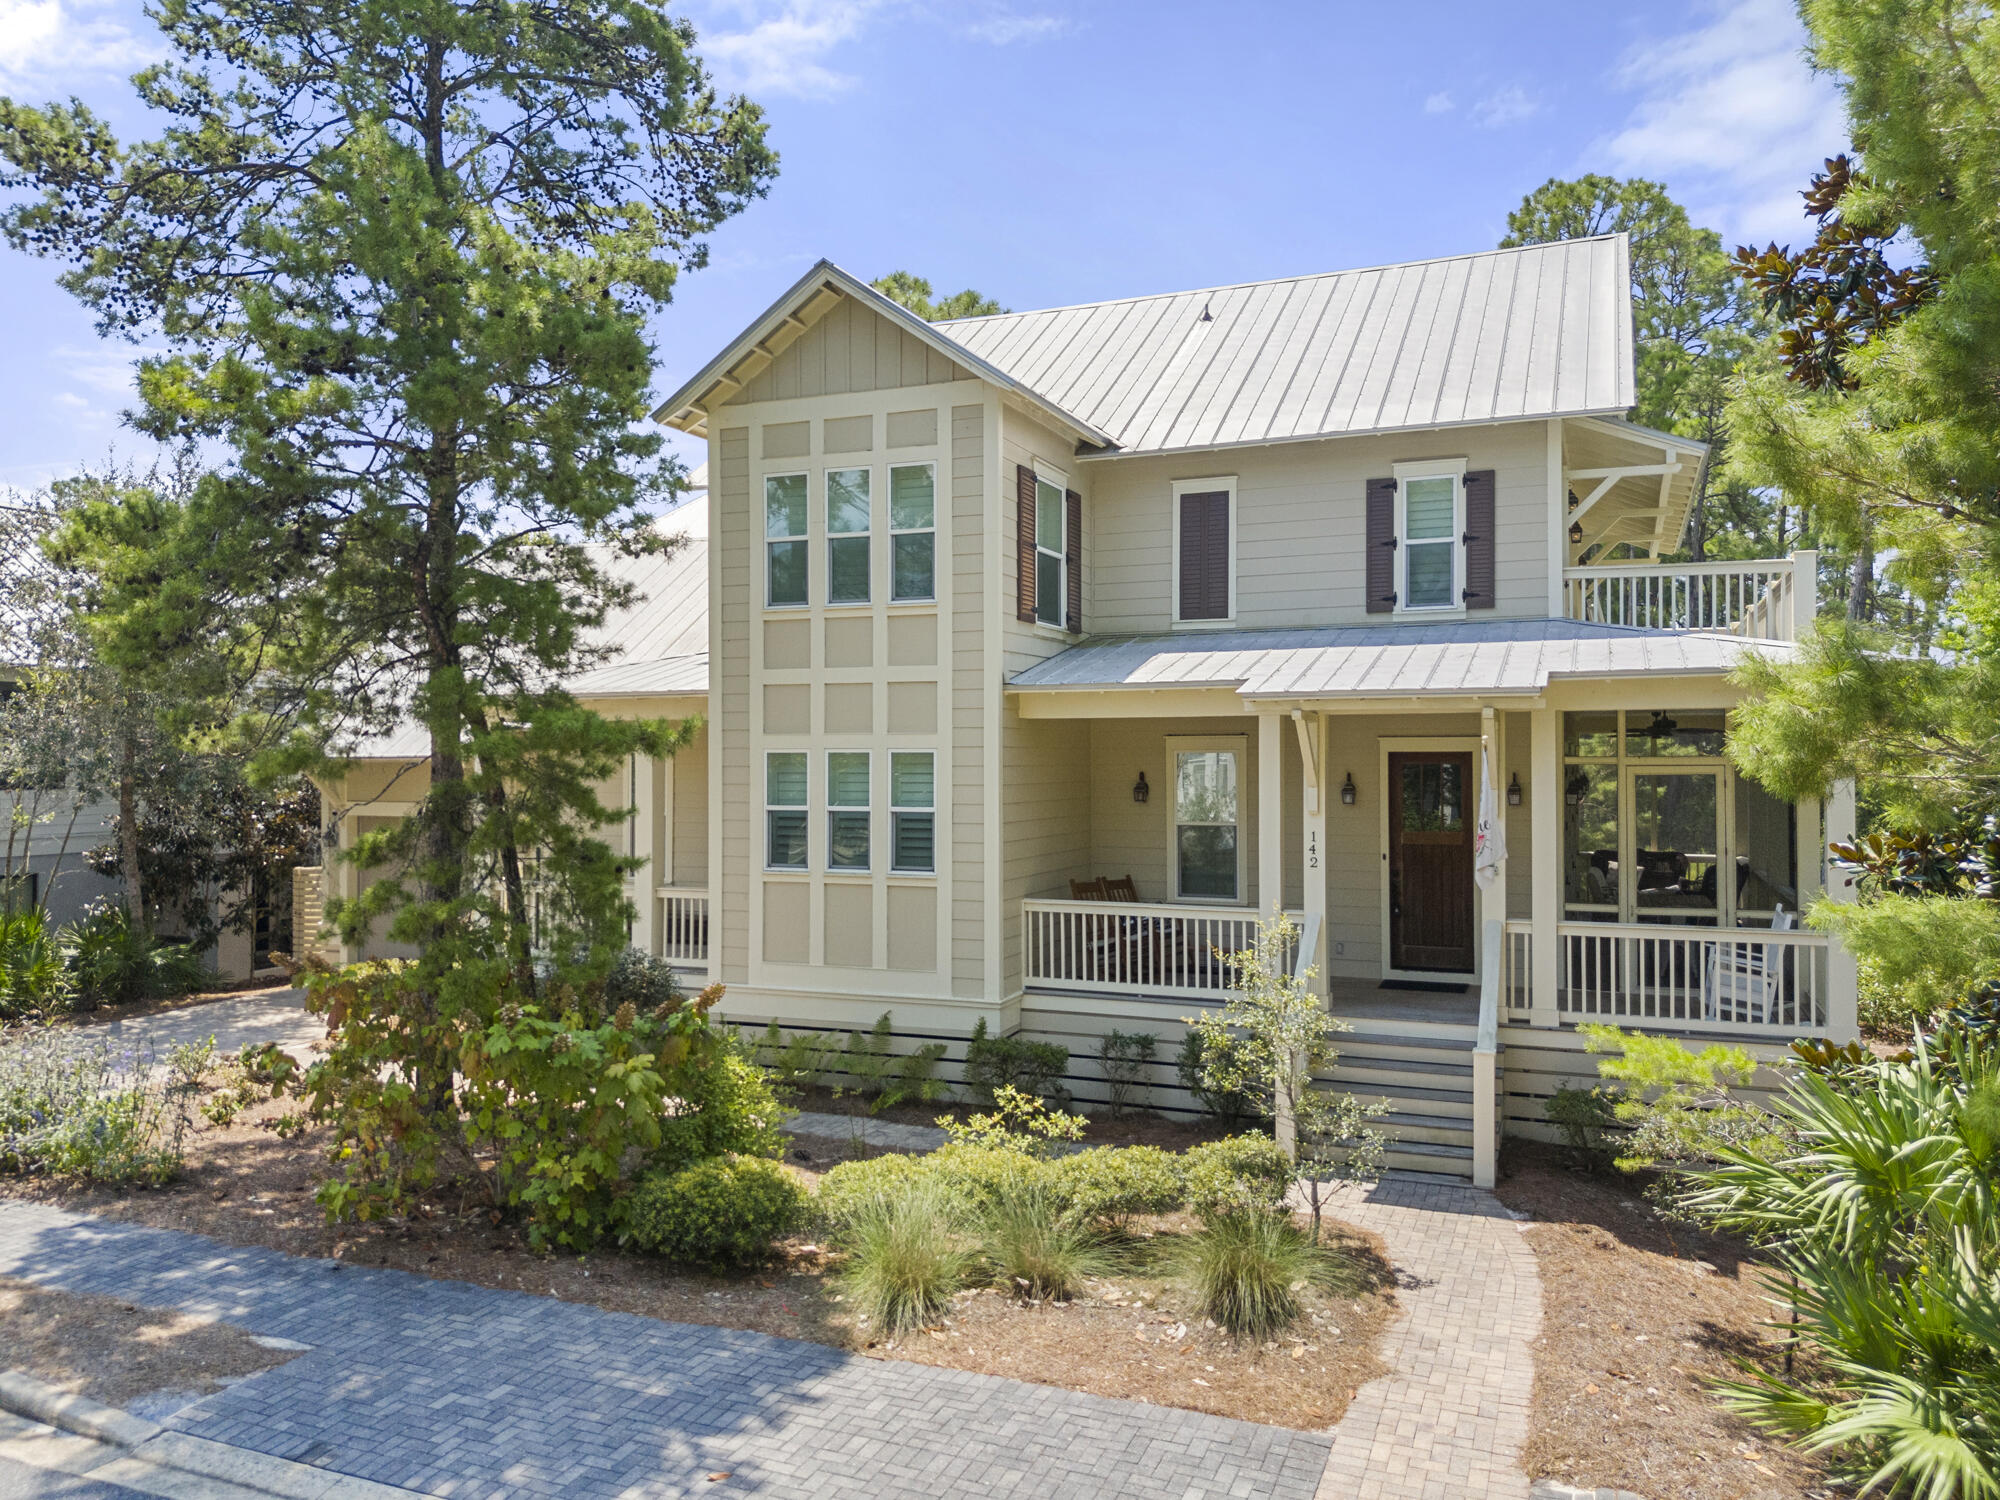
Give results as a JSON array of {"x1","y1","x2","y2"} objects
[{"x1": 1704, "y1": 904, "x2": 1792, "y2": 1025}]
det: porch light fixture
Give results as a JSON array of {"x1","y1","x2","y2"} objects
[
  {"x1": 1569, "y1": 519, "x2": 1584, "y2": 545},
  {"x1": 1340, "y1": 772, "x2": 1357, "y2": 806},
  {"x1": 1132, "y1": 771, "x2": 1150, "y2": 805},
  {"x1": 1507, "y1": 772, "x2": 1523, "y2": 807}
]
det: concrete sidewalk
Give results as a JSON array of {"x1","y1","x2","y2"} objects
[{"x1": 0, "y1": 1202, "x2": 1330, "y2": 1500}]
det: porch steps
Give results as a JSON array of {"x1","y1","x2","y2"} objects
[{"x1": 1323, "y1": 1023, "x2": 1487, "y2": 1183}]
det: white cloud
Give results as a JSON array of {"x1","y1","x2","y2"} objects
[
  {"x1": 1423, "y1": 91, "x2": 1453, "y2": 115},
  {"x1": 1600, "y1": 0, "x2": 1846, "y2": 246},
  {"x1": 962, "y1": 11, "x2": 1069, "y2": 45},
  {"x1": 0, "y1": 0, "x2": 151, "y2": 90},
  {"x1": 1469, "y1": 86, "x2": 1541, "y2": 130},
  {"x1": 53, "y1": 343, "x2": 158, "y2": 398},
  {"x1": 691, "y1": 1, "x2": 886, "y2": 97}
]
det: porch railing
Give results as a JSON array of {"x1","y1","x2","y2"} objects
[
  {"x1": 1562, "y1": 552, "x2": 1813, "y2": 641},
  {"x1": 1021, "y1": 900, "x2": 1275, "y2": 1002},
  {"x1": 654, "y1": 886, "x2": 710, "y2": 971},
  {"x1": 1503, "y1": 919, "x2": 1534, "y2": 1016},
  {"x1": 1552, "y1": 921, "x2": 1828, "y2": 1035}
]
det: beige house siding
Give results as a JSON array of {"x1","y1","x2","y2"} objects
[
  {"x1": 999, "y1": 708, "x2": 1093, "y2": 995},
  {"x1": 668, "y1": 727, "x2": 708, "y2": 887},
  {"x1": 999, "y1": 407, "x2": 1090, "y2": 678},
  {"x1": 739, "y1": 294, "x2": 977, "y2": 404},
  {"x1": 714, "y1": 425, "x2": 752, "y2": 985},
  {"x1": 1083, "y1": 717, "x2": 1266, "y2": 907},
  {"x1": 1082, "y1": 420, "x2": 1551, "y2": 633},
  {"x1": 950, "y1": 401, "x2": 988, "y2": 999}
]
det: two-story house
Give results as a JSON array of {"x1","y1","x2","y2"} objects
[{"x1": 308, "y1": 235, "x2": 1858, "y2": 1186}]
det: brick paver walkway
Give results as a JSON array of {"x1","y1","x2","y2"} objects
[
  {"x1": 1312, "y1": 1179, "x2": 1542, "y2": 1500},
  {"x1": 0, "y1": 1201, "x2": 1331, "y2": 1500}
]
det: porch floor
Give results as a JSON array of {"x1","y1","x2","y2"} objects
[{"x1": 1326, "y1": 979, "x2": 1478, "y2": 1029}]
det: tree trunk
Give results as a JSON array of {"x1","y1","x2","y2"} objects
[
  {"x1": 1847, "y1": 532, "x2": 1874, "y2": 621},
  {"x1": 119, "y1": 720, "x2": 148, "y2": 938}
]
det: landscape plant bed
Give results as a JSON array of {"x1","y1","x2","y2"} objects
[
  {"x1": 0, "y1": 1090, "x2": 1394, "y2": 1431},
  {"x1": 781, "y1": 1081, "x2": 1240, "y2": 1149},
  {"x1": 1495, "y1": 1141, "x2": 1838, "y2": 1500}
]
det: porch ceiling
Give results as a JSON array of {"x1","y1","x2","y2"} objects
[
  {"x1": 1563, "y1": 416, "x2": 1709, "y2": 562},
  {"x1": 1006, "y1": 618, "x2": 1791, "y2": 704}
]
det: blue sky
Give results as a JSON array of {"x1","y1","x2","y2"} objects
[{"x1": 0, "y1": 0, "x2": 1846, "y2": 489}]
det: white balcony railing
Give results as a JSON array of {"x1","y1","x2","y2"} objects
[
  {"x1": 654, "y1": 887, "x2": 710, "y2": 971},
  {"x1": 1562, "y1": 550, "x2": 1815, "y2": 642},
  {"x1": 1022, "y1": 900, "x2": 1275, "y2": 1002},
  {"x1": 1552, "y1": 921, "x2": 1829, "y2": 1036}
]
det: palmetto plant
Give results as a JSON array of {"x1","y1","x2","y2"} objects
[{"x1": 1680, "y1": 1039, "x2": 2000, "y2": 1498}]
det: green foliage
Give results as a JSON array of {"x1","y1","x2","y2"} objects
[
  {"x1": 0, "y1": 1025, "x2": 206, "y2": 1181},
  {"x1": 65, "y1": 904, "x2": 212, "y2": 1009},
  {"x1": 605, "y1": 949, "x2": 685, "y2": 1015},
  {"x1": 1097, "y1": 1029, "x2": 1157, "y2": 1117},
  {"x1": 1580, "y1": 1024, "x2": 1792, "y2": 1173},
  {"x1": 818, "y1": 1140, "x2": 1187, "y2": 1234},
  {"x1": 754, "y1": 1021, "x2": 838, "y2": 1096},
  {"x1": 1681, "y1": 1037, "x2": 2000, "y2": 1497},
  {"x1": 1176, "y1": 1028, "x2": 1261, "y2": 1125},
  {"x1": 963, "y1": 1017, "x2": 1069, "y2": 1105},
  {"x1": 829, "y1": 1012, "x2": 948, "y2": 1115},
  {"x1": 1040, "y1": 1146, "x2": 1186, "y2": 1228},
  {"x1": 1183, "y1": 1134, "x2": 1294, "y2": 1223},
  {"x1": 0, "y1": 910, "x2": 69, "y2": 1018},
  {"x1": 939, "y1": 1085, "x2": 1086, "y2": 1158},
  {"x1": 1175, "y1": 1211, "x2": 1350, "y2": 1340},
  {"x1": 978, "y1": 1180, "x2": 1121, "y2": 1301},
  {"x1": 1812, "y1": 891, "x2": 2000, "y2": 1026},
  {"x1": 619, "y1": 1157, "x2": 807, "y2": 1266},
  {"x1": 869, "y1": 272, "x2": 1006, "y2": 322},
  {"x1": 1544, "y1": 1082, "x2": 1620, "y2": 1167},
  {"x1": 651, "y1": 1038, "x2": 791, "y2": 1176},
  {"x1": 833, "y1": 1176, "x2": 977, "y2": 1336}
]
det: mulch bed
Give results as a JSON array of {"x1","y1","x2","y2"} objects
[
  {"x1": 0, "y1": 1274, "x2": 301, "y2": 1409},
  {"x1": 0, "y1": 1088, "x2": 1393, "y2": 1431},
  {"x1": 1496, "y1": 1141, "x2": 1839, "y2": 1500},
  {"x1": 781, "y1": 1082, "x2": 1239, "y2": 1149}
]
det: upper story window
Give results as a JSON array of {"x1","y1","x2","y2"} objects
[
  {"x1": 1173, "y1": 476, "x2": 1236, "y2": 625},
  {"x1": 765, "y1": 474, "x2": 808, "y2": 608},
  {"x1": 1017, "y1": 464, "x2": 1076, "y2": 631},
  {"x1": 1399, "y1": 473, "x2": 1461, "y2": 611},
  {"x1": 826, "y1": 468, "x2": 871, "y2": 605},
  {"x1": 1035, "y1": 476, "x2": 1065, "y2": 627},
  {"x1": 890, "y1": 463, "x2": 935, "y2": 602}
]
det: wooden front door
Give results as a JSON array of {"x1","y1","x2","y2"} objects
[{"x1": 1388, "y1": 751, "x2": 1475, "y2": 973}]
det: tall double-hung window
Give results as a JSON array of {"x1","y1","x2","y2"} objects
[
  {"x1": 827, "y1": 751, "x2": 871, "y2": 870},
  {"x1": 890, "y1": 752, "x2": 936, "y2": 873},
  {"x1": 890, "y1": 463, "x2": 936, "y2": 601},
  {"x1": 765, "y1": 474, "x2": 808, "y2": 607},
  {"x1": 1035, "y1": 476, "x2": 1065, "y2": 627},
  {"x1": 1171, "y1": 739, "x2": 1242, "y2": 902},
  {"x1": 826, "y1": 469, "x2": 871, "y2": 604},
  {"x1": 1399, "y1": 473, "x2": 1460, "y2": 610},
  {"x1": 766, "y1": 752, "x2": 808, "y2": 869}
]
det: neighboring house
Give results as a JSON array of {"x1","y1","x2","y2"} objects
[{"x1": 311, "y1": 236, "x2": 1857, "y2": 1185}]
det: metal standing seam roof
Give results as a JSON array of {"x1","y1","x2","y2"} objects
[
  {"x1": 937, "y1": 236, "x2": 1636, "y2": 456},
  {"x1": 1005, "y1": 619, "x2": 1792, "y2": 701}
]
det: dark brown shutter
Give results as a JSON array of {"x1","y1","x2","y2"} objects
[
  {"x1": 1015, "y1": 464, "x2": 1037, "y2": 623},
  {"x1": 1177, "y1": 490, "x2": 1231, "y2": 621},
  {"x1": 1365, "y1": 476, "x2": 1397, "y2": 614},
  {"x1": 1065, "y1": 488, "x2": 1083, "y2": 633},
  {"x1": 1462, "y1": 468, "x2": 1496, "y2": 609}
]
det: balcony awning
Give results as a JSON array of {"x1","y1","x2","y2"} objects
[{"x1": 1006, "y1": 619, "x2": 1792, "y2": 703}]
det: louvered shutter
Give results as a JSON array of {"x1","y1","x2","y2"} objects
[
  {"x1": 1015, "y1": 464, "x2": 1037, "y2": 623},
  {"x1": 1177, "y1": 490, "x2": 1231, "y2": 621},
  {"x1": 1462, "y1": 469, "x2": 1496, "y2": 609},
  {"x1": 1065, "y1": 488, "x2": 1083, "y2": 633},
  {"x1": 1365, "y1": 477, "x2": 1397, "y2": 614}
]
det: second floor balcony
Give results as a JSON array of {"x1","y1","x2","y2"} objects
[{"x1": 1562, "y1": 550, "x2": 1816, "y2": 643}]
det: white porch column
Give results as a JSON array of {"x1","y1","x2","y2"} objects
[
  {"x1": 630, "y1": 752, "x2": 657, "y2": 957},
  {"x1": 1824, "y1": 777, "x2": 1860, "y2": 1039},
  {"x1": 1257, "y1": 711, "x2": 1283, "y2": 917},
  {"x1": 1529, "y1": 706, "x2": 1560, "y2": 1028},
  {"x1": 1294, "y1": 710, "x2": 1328, "y2": 1003},
  {"x1": 1789, "y1": 549, "x2": 1819, "y2": 642}
]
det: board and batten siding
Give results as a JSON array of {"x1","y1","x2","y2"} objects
[
  {"x1": 738, "y1": 294, "x2": 977, "y2": 405},
  {"x1": 1083, "y1": 420, "x2": 1551, "y2": 634}
]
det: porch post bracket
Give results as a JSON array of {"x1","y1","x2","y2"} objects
[{"x1": 1291, "y1": 709, "x2": 1321, "y2": 816}]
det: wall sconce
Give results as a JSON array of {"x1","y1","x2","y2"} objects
[
  {"x1": 1339, "y1": 772, "x2": 1357, "y2": 806},
  {"x1": 1507, "y1": 772, "x2": 1523, "y2": 807},
  {"x1": 1132, "y1": 771, "x2": 1149, "y2": 805},
  {"x1": 1569, "y1": 519, "x2": 1584, "y2": 545}
]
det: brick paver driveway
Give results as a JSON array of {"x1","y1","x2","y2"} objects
[{"x1": 0, "y1": 1202, "x2": 1331, "y2": 1500}]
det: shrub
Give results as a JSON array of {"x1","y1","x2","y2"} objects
[
  {"x1": 651, "y1": 1037, "x2": 790, "y2": 1174},
  {"x1": 0, "y1": 910, "x2": 69, "y2": 1018},
  {"x1": 604, "y1": 947, "x2": 683, "y2": 1016},
  {"x1": 0, "y1": 1025, "x2": 204, "y2": 1181},
  {"x1": 979, "y1": 1181, "x2": 1121, "y2": 1300},
  {"x1": 1098, "y1": 1029, "x2": 1157, "y2": 1116},
  {"x1": 816, "y1": 1143, "x2": 1033, "y2": 1229},
  {"x1": 939, "y1": 1084, "x2": 1086, "y2": 1158},
  {"x1": 620, "y1": 1156, "x2": 807, "y2": 1265},
  {"x1": 1185, "y1": 1133, "x2": 1293, "y2": 1222},
  {"x1": 1580, "y1": 1024, "x2": 1791, "y2": 1173},
  {"x1": 1042, "y1": 1145, "x2": 1186, "y2": 1227},
  {"x1": 1177, "y1": 1210, "x2": 1347, "y2": 1339},
  {"x1": 1543, "y1": 1082, "x2": 1619, "y2": 1167},
  {"x1": 754, "y1": 1021, "x2": 838, "y2": 1096},
  {"x1": 65, "y1": 905, "x2": 212, "y2": 1009},
  {"x1": 835, "y1": 1176, "x2": 977, "y2": 1335},
  {"x1": 963, "y1": 1017, "x2": 1069, "y2": 1104},
  {"x1": 1176, "y1": 1029, "x2": 1261, "y2": 1124}
]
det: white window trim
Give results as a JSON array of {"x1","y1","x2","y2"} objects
[
  {"x1": 888, "y1": 461, "x2": 937, "y2": 604},
  {"x1": 1391, "y1": 457, "x2": 1468, "y2": 617},
  {"x1": 1165, "y1": 734, "x2": 1248, "y2": 906},
  {"x1": 826, "y1": 749, "x2": 871, "y2": 872},
  {"x1": 1032, "y1": 463, "x2": 1071, "y2": 634},
  {"x1": 889, "y1": 749, "x2": 937, "y2": 875},
  {"x1": 1170, "y1": 475, "x2": 1238, "y2": 629},
  {"x1": 764, "y1": 749, "x2": 809, "y2": 872},
  {"x1": 763, "y1": 471, "x2": 810, "y2": 610},
  {"x1": 824, "y1": 466, "x2": 873, "y2": 608}
]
